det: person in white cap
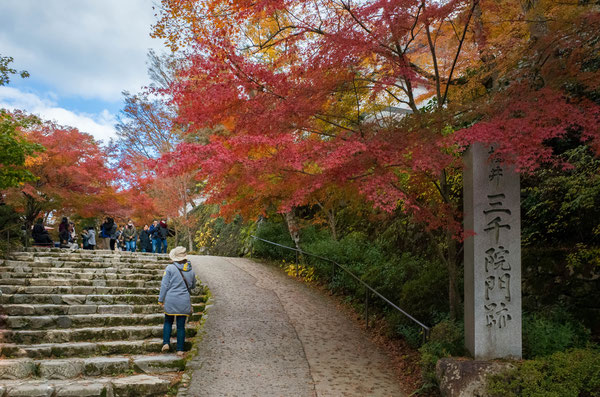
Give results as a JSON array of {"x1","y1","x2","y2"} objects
[{"x1": 158, "y1": 246, "x2": 196, "y2": 356}]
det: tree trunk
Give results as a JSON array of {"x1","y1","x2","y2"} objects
[
  {"x1": 446, "y1": 230, "x2": 459, "y2": 321},
  {"x1": 317, "y1": 202, "x2": 338, "y2": 241},
  {"x1": 187, "y1": 223, "x2": 193, "y2": 252},
  {"x1": 438, "y1": 170, "x2": 461, "y2": 321},
  {"x1": 326, "y1": 208, "x2": 337, "y2": 241},
  {"x1": 23, "y1": 193, "x2": 41, "y2": 248},
  {"x1": 284, "y1": 210, "x2": 301, "y2": 252}
]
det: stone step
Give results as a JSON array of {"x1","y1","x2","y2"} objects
[
  {"x1": 0, "y1": 373, "x2": 171, "y2": 396},
  {"x1": 16, "y1": 249, "x2": 170, "y2": 260},
  {"x1": 1, "y1": 312, "x2": 203, "y2": 330},
  {"x1": 0, "y1": 303, "x2": 205, "y2": 316},
  {"x1": 0, "y1": 285, "x2": 160, "y2": 296},
  {"x1": 0, "y1": 338, "x2": 193, "y2": 359},
  {"x1": 0, "y1": 278, "x2": 161, "y2": 288},
  {"x1": 0, "y1": 294, "x2": 205, "y2": 306},
  {"x1": 0, "y1": 325, "x2": 198, "y2": 344},
  {"x1": 2, "y1": 259, "x2": 168, "y2": 270},
  {"x1": 0, "y1": 266, "x2": 163, "y2": 277},
  {"x1": 0, "y1": 355, "x2": 185, "y2": 380}
]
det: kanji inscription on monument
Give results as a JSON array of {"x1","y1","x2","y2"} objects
[{"x1": 464, "y1": 143, "x2": 522, "y2": 360}]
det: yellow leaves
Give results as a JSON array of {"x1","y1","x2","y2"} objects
[
  {"x1": 24, "y1": 153, "x2": 44, "y2": 167},
  {"x1": 281, "y1": 260, "x2": 317, "y2": 282},
  {"x1": 247, "y1": 144, "x2": 277, "y2": 160},
  {"x1": 244, "y1": 12, "x2": 292, "y2": 61},
  {"x1": 303, "y1": 161, "x2": 322, "y2": 175}
]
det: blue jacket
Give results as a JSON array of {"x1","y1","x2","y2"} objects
[{"x1": 158, "y1": 261, "x2": 196, "y2": 316}]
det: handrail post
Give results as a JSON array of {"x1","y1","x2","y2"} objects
[{"x1": 295, "y1": 250, "x2": 299, "y2": 278}]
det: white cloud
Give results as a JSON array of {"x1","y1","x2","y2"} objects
[
  {"x1": 0, "y1": 86, "x2": 117, "y2": 143},
  {"x1": 0, "y1": 0, "x2": 163, "y2": 101}
]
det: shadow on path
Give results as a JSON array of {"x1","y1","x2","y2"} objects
[{"x1": 180, "y1": 256, "x2": 407, "y2": 397}]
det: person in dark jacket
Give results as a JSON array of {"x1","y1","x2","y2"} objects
[
  {"x1": 122, "y1": 220, "x2": 137, "y2": 252},
  {"x1": 58, "y1": 217, "x2": 70, "y2": 248},
  {"x1": 158, "y1": 246, "x2": 196, "y2": 356},
  {"x1": 32, "y1": 218, "x2": 53, "y2": 246},
  {"x1": 139, "y1": 225, "x2": 152, "y2": 253},
  {"x1": 104, "y1": 218, "x2": 118, "y2": 251},
  {"x1": 149, "y1": 220, "x2": 158, "y2": 253},
  {"x1": 100, "y1": 217, "x2": 114, "y2": 250},
  {"x1": 156, "y1": 219, "x2": 169, "y2": 254}
]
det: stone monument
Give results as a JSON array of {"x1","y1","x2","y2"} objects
[{"x1": 464, "y1": 143, "x2": 522, "y2": 360}]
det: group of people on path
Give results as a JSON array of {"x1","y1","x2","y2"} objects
[
  {"x1": 98, "y1": 218, "x2": 170, "y2": 253},
  {"x1": 32, "y1": 216, "x2": 170, "y2": 254},
  {"x1": 32, "y1": 217, "x2": 83, "y2": 249}
]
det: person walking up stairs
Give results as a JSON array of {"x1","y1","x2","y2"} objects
[{"x1": 0, "y1": 248, "x2": 206, "y2": 397}]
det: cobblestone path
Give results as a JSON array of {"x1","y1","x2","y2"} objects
[{"x1": 180, "y1": 256, "x2": 407, "y2": 397}]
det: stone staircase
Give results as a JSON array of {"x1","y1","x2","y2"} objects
[{"x1": 0, "y1": 249, "x2": 206, "y2": 397}]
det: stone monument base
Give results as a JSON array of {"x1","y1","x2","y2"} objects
[{"x1": 435, "y1": 357, "x2": 516, "y2": 397}]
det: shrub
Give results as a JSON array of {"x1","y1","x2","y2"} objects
[
  {"x1": 523, "y1": 309, "x2": 590, "y2": 358},
  {"x1": 0, "y1": 203, "x2": 22, "y2": 254},
  {"x1": 487, "y1": 348, "x2": 600, "y2": 397},
  {"x1": 418, "y1": 319, "x2": 465, "y2": 387},
  {"x1": 253, "y1": 220, "x2": 295, "y2": 261}
]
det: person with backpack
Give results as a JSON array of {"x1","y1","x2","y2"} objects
[{"x1": 158, "y1": 246, "x2": 196, "y2": 356}]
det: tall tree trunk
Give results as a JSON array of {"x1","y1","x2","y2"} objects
[
  {"x1": 317, "y1": 202, "x2": 338, "y2": 241},
  {"x1": 284, "y1": 209, "x2": 301, "y2": 252},
  {"x1": 439, "y1": 170, "x2": 461, "y2": 321},
  {"x1": 446, "y1": 230, "x2": 459, "y2": 321},
  {"x1": 187, "y1": 223, "x2": 193, "y2": 252},
  {"x1": 327, "y1": 208, "x2": 338, "y2": 241},
  {"x1": 23, "y1": 193, "x2": 41, "y2": 248}
]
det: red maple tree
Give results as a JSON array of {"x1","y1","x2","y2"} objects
[{"x1": 153, "y1": 0, "x2": 600, "y2": 317}]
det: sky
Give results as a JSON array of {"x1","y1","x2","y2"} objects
[{"x1": 0, "y1": 0, "x2": 166, "y2": 144}]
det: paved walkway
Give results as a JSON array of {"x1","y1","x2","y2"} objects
[{"x1": 179, "y1": 256, "x2": 407, "y2": 397}]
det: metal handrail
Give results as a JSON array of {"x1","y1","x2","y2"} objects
[{"x1": 251, "y1": 235, "x2": 430, "y2": 341}]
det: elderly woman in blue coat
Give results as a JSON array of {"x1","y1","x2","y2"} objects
[{"x1": 159, "y1": 246, "x2": 196, "y2": 356}]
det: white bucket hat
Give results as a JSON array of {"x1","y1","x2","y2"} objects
[{"x1": 169, "y1": 246, "x2": 188, "y2": 262}]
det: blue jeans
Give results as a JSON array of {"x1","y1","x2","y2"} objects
[
  {"x1": 152, "y1": 238, "x2": 160, "y2": 253},
  {"x1": 125, "y1": 240, "x2": 136, "y2": 252},
  {"x1": 159, "y1": 238, "x2": 167, "y2": 253},
  {"x1": 163, "y1": 315, "x2": 186, "y2": 351}
]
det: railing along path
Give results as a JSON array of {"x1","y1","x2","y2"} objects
[{"x1": 251, "y1": 235, "x2": 430, "y2": 341}]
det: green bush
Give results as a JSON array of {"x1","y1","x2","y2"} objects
[
  {"x1": 487, "y1": 348, "x2": 600, "y2": 397},
  {"x1": 253, "y1": 219, "x2": 449, "y2": 343},
  {"x1": 418, "y1": 319, "x2": 465, "y2": 387},
  {"x1": 192, "y1": 204, "x2": 253, "y2": 257},
  {"x1": 253, "y1": 220, "x2": 295, "y2": 261},
  {"x1": 0, "y1": 203, "x2": 23, "y2": 254},
  {"x1": 523, "y1": 309, "x2": 590, "y2": 358}
]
